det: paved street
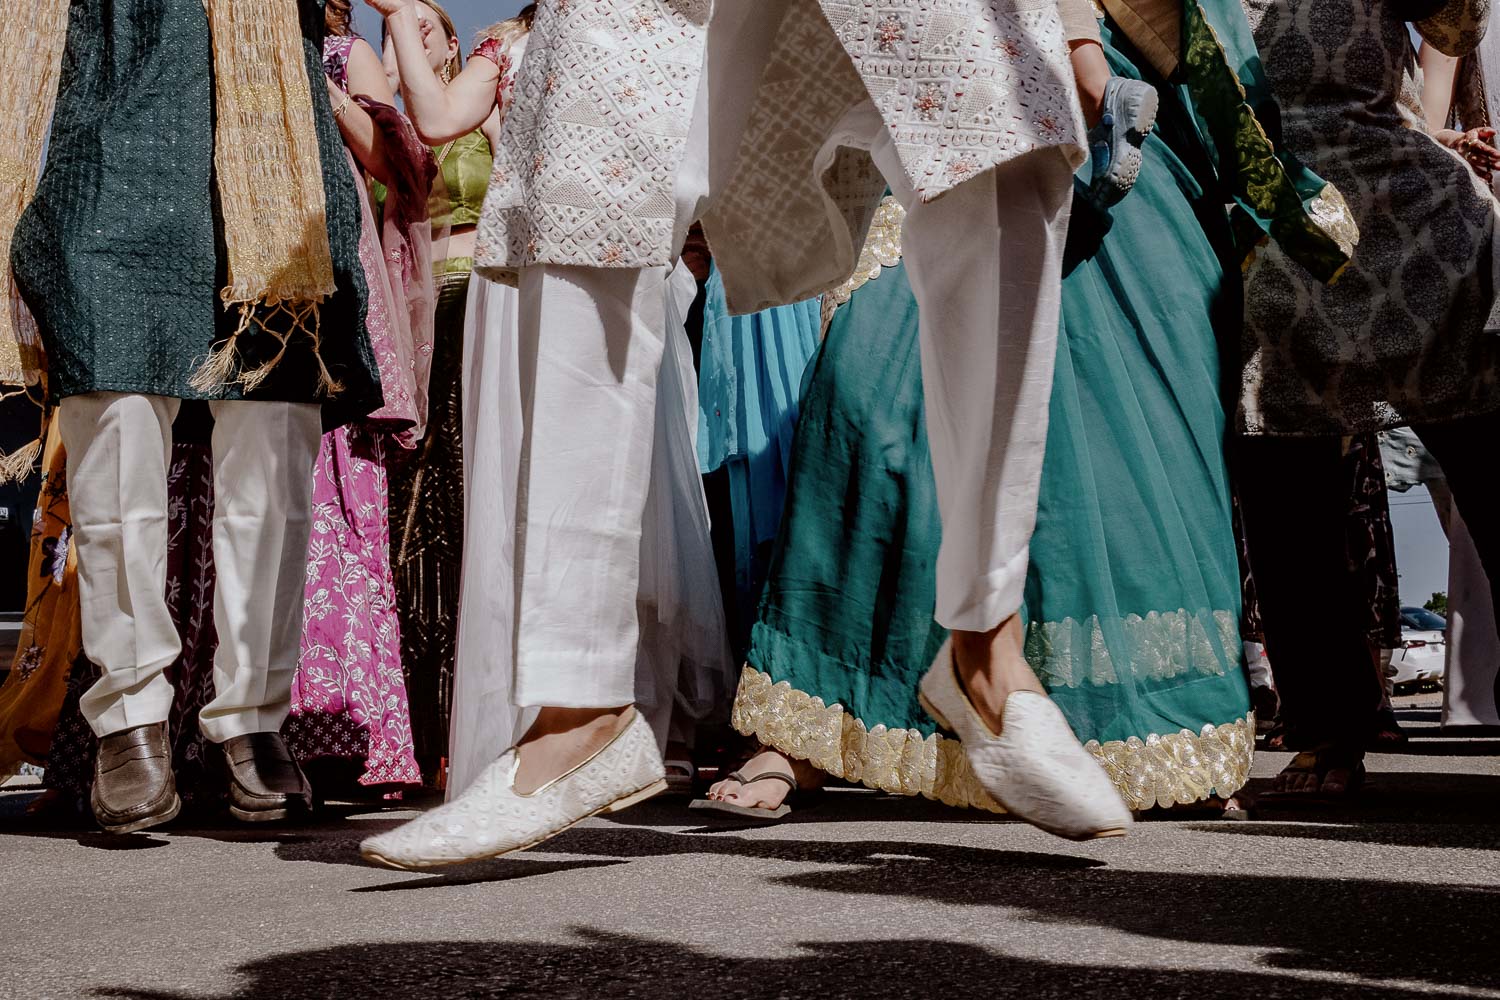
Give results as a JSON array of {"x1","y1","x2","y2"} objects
[{"x1": 1, "y1": 702, "x2": 1497, "y2": 1000}]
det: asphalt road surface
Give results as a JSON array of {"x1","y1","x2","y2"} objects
[{"x1": 1, "y1": 704, "x2": 1496, "y2": 1000}]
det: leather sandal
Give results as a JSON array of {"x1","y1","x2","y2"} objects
[
  {"x1": 1265, "y1": 747, "x2": 1366, "y2": 802},
  {"x1": 689, "y1": 768, "x2": 806, "y2": 822}
]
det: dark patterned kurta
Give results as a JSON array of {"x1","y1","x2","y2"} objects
[
  {"x1": 1239, "y1": 0, "x2": 1500, "y2": 436},
  {"x1": 10, "y1": 0, "x2": 381, "y2": 427}
]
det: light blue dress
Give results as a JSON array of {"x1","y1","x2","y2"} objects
[{"x1": 696, "y1": 263, "x2": 821, "y2": 635}]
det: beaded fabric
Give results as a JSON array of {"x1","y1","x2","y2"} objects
[
  {"x1": 475, "y1": 0, "x2": 710, "y2": 280},
  {"x1": 703, "y1": 0, "x2": 1086, "y2": 315},
  {"x1": 480, "y1": 0, "x2": 1083, "y2": 293}
]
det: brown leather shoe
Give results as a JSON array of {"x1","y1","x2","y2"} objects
[
  {"x1": 218, "y1": 733, "x2": 313, "y2": 822},
  {"x1": 91, "y1": 723, "x2": 181, "y2": 834}
]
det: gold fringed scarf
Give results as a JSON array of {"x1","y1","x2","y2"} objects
[
  {"x1": 0, "y1": 0, "x2": 68, "y2": 391},
  {"x1": 192, "y1": 0, "x2": 338, "y2": 395},
  {"x1": 0, "y1": 0, "x2": 339, "y2": 434}
]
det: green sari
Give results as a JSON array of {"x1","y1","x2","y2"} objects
[{"x1": 732, "y1": 11, "x2": 1261, "y2": 812}]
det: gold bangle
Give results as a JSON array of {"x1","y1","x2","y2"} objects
[{"x1": 333, "y1": 93, "x2": 352, "y2": 119}]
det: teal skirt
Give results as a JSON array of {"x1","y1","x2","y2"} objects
[
  {"x1": 696, "y1": 262, "x2": 822, "y2": 640},
  {"x1": 733, "y1": 22, "x2": 1253, "y2": 812}
]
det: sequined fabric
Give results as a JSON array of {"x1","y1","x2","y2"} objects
[
  {"x1": 1086, "y1": 714, "x2": 1254, "y2": 810},
  {"x1": 1025, "y1": 610, "x2": 1241, "y2": 689},
  {"x1": 820, "y1": 197, "x2": 906, "y2": 331},
  {"x1": 390, "y1": 270, "x2": 472, "y2": 774},
  {"x1": 10, "y1": 0, "x2": 380, "y2": 423}
]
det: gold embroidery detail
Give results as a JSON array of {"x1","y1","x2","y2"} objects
[
  {"x1": 731, "y1": 665, "x2": 1255, "y2": 812},
  {"x1": 1305, "y1": 184, "x2": 1358, "y2": 270},
  {"x1": 1087, "y1": 714, "x2": 1255, "y2": 810},
  {"x1": 731, "y1": 665, "x2": 1004, "y2": 813},
  {"x1": 820, "y1": 196, "x2": 905, "y2": 332},
  {"x1": 1025, "y1": 608, "x2": 1240, "y2": 688}
]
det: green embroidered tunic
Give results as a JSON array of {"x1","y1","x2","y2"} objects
[{"x1": 10, "y1": 0, "x2": 382, "y2": 428}]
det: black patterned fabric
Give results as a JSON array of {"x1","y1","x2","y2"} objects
[{"x1": 1239, "y1": 0, "x2": 1500, "y2": 436}]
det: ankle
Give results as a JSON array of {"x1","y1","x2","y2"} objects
[
  {"x1": 951, "y1": 618, "x2": 1046, "y2": 732},
  {"x1": 519, "y1": 705, "x2": 631, "y2": 746}
]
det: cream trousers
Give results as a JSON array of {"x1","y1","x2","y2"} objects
[
  {"x1": 59, "y1": 392, "x2": 322, "y2": 740},
  {"x1": 509, "y1": 12, "x2": 1074, "y2": 708}
]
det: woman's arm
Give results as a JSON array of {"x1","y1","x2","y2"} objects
[
  {"x1": 1418, "y1": 42, "x2": 1500, "y2": 180},
  {"x1": 1420, "y1": 44, "x2": 1460, "y2": 131},
  {"x1": 331, "y1": 39, "x2": 399, "y2": 184},
  {"x1": 366, "y1": 0, "x2": 499, "y2": 144}
]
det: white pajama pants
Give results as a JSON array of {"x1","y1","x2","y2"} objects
[
  {"x1": 58, "y1": 392, "x2": 323, "y2": 740},
  {"x1": 511, "y1": 22, "x2": 1074, "y2": 709}
]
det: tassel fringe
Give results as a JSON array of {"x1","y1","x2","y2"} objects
[
  {"x1": 0, "y1": 434, "x2": 41, "y2": 484},
  {"x1": 188, "y1": 332, "x2": 244, "y2": 395},
  {"x1": 189, "y1": 299, "x2": 342, "y2": 397}
]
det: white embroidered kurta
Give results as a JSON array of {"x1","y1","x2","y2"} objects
[
  {"x1": 475, "y1": 0, "x2": 1084, "y2": 309},
  {"x1": 475, "y1": 0, "x2": 711, "y2": 277}
]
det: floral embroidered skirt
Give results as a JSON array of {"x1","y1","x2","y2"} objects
[
  {"x1": 731, "y1": 30, "x2": 1253, "y2": 812},
  {"x1": 286, "y1": 424, "x2": 421, "y2": 788}
]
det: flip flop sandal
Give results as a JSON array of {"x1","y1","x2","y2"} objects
[
  {"x1": 1262, "y1": 749, "x2": 1367, "y2": 803},
  {"x1": 689, "y1": 769, "x2": 800, "y2": 822}
]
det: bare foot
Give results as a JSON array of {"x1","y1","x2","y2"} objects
[
  {"x1": 950, "y1": 614, "x2": 1047, "y2": 737},
  {"x1": 513, "y1": 706, "x2": 634, "y2": 795},
  {"x1": 706, "y1": 746, "x2": 823, "y2": 811}
]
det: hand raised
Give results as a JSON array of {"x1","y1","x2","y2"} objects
[{"x1": 363, "y1": 0, "x2": 409, "y2": 16}]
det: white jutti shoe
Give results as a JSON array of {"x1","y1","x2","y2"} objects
[
  {"x1": 360, "y1": 710, "x2": 667, "y2": 870},
  {"x1": 918, "y1": 639, "x2": 1133, "y2": 841}
]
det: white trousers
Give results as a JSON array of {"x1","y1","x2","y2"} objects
[
  {"x1": 59, "y1": 392, "x2": 323, "y2": 740},
  {"x1": 511, "y1": 19, "x2": 1073, "y2": 708}
]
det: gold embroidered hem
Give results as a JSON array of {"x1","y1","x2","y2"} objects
[
  {"x1": 1086, "y1": 713, "x2": 1254, "y2": 810},
  {"x1": 1180, "y1": 0, "x2": 1357, "y2": 283},
  {"x1": 731, "y1": 665, "x2": 1005, "y2": 814},
  {"x1": 819, "y1": 197, "x2": 906, "y2": 333},
  {"x1": 731, "y1": 665, "x2": 1255, "y2": 813}
]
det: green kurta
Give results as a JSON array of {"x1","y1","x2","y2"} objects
[{"x1": 11, "y1": 0, "x2": 381, "y2": 427}]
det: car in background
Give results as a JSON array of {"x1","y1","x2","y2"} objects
[{"x1": 1390, "y1": 606, "x2": 1447, "y2": 688}]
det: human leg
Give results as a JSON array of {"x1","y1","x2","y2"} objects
[
  {"x1": 1236, "y1": 433, "x2": 1375, "y2": 793},
  {"x1": 201, "y1": 399, "x2": 322, "y2": 820},
  {"x1": 860, "y1": 121, "x2": 1131, "y2": 837},
  {"x1": 1413, "y1": 410, "x2": 1500, "y2": 717},
  {"x1": 59, "y1": 391, "x2": 182, "y2": 832}
]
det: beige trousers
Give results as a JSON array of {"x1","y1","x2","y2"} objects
[{"x1": 59, "y1": 392, "x2": 322, "y2": 740}]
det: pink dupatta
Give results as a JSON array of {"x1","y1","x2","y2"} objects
[{"x1": 326, "y1": 35, "x2": 437, "y2": 446}]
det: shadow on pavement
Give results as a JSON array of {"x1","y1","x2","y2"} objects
[
  {"x1": 323, "y1": 821, "x2": 1495, "y2": 991},
  {"x1": 90, "y1": 931, "x2": 1485, "y2": 1000},
  {"x1": 348, "y1": 858, "x2": 628, "y2": 892}
]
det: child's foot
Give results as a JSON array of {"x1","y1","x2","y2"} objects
[{"x1": 1086, "y1": 77, "x2": 1159, "y2": 208}]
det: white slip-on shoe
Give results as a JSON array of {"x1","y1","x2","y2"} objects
[
  {"x1": 918, "y1": 639, "x2": 1133, "y2": 841},
  {"x1": 359, "y1": 709, "x2": 667, "y2": 871}
]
